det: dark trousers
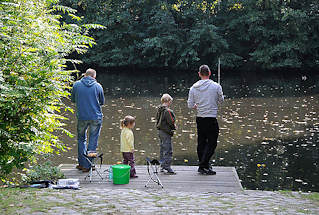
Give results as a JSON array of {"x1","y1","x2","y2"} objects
[
  {"x1": 158, "y1": 130, "x2": 173, "y2": 169},
  {"x1": 122, "y1": 152, "x2": 136, "y2": 177},
  {"x1": 196, "y1": 117, "x2": 219, "y2": 169}
]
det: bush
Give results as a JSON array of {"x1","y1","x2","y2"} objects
[
  {"x1": 23, "y1": 161, "x2": 65, "y2": 184},
  {"x1": 0, "y1": 0, "x2": 104, "y2": 182}
]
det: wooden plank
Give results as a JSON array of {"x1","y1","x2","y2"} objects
[
  {"x1": 79, "y1": 183, "x2": 240, "y2": 193},
  {"x1": 62, "y1": 175, "x2": 238, "y2": 184},
  {"x1": 60, "y1": 164, "x2": 235, "y2": 172},
  {"x1": 59, "y1": 164, "x2": 243, "y2": 193},
  {"x1": 232, "y1": 166, "x2": 244, "y2": 190},
  {"x1": 62, "y1": 170, "x2": 237, "y2": 178}
]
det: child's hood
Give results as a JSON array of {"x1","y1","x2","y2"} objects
[
  {"x1": 156, "y1": 105, "x2": 168, "y2": 120},
  {"x1": 158, "y1": 105, "x2": 167, "y2": 112}
]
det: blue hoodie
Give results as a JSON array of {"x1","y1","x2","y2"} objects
[{"x1": 71, "y1": 76, "x2": 105, "y2": 120}]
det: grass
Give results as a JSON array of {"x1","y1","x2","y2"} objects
[
  {"x1": 296, "y1": 209, "x2": 312, "y2": 214},
  {"x1": 279, "y1": 190, "x2": 319, "y2": 203},
  {"x1": 2, "y1": 187, "x2": 319, "y2": 214},
  {"x1": 108, "y1": 204, "x2": 116, "y2": 209},
  {"x1": 0, "y1": 188, "x2": 57, "y2": 214},
  {"x1": 301, "y1": 192, "x2": 319, "y2": 203},
  {"x1": 279, "y1": 190, "x2": 297, "y2": 198}
]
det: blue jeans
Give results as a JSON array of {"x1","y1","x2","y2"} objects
[{"x1": 77, "y1": 119, "x2": 102, "y2": 169}]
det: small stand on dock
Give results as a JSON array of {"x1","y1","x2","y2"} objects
[{"x1": 145, "y1": 157, "x2": 164, "y2": 188}]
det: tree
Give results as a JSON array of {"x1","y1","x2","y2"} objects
[
  {"x1": 215, "y1": 0, "x2": 319, "y2": 71},
  {"x1": 61, "y1": 0, "x2": 227, "y2": 71},
  {"x1": 0, "y1": 0, "x2": 104, "y2": 182},
  {"x1": 58, "y1": 0, "x2": 319, "y2": 73}
]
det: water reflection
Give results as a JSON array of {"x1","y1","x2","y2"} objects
[{"x1": 53, "y1": 72, "x2": 319, "y2": 191}]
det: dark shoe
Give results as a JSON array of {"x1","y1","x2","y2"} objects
[
  {"x1": 82, "y1": 168, "x2": 90, "y2": 172},
  {"x1": 198, "y1": 167, "x2": 208, "y2": 175},
  {"x1": 207, "y1": 167, "x2": 216, "y2": 175},
  {"x1": 76, "y1": 165, "x2": 83, "y2": 170},
  {"x1": 165, "y1": 171, "x2": 176, "y2": 175},
  {"x1": 198, "y1": 167, "x2": 216, "y2": 175},
  {"x1": 206, "y1": 169, "x2": 216, "y2": 175},
  {"x1": 130, "y1": 175, "x2": 138, "y2": 178},
  {"x1": 164, "y1": 167, "x2": 176, "y2": 175},
  {"x1": 86, "y1": 166, "x2": 96, "y2": 171}
]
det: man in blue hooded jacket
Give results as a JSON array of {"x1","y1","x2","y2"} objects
[{"x1": 71, "y1": 68, "x2": 104, "y2": 172}]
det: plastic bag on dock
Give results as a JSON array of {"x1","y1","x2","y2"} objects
[{"x1": 50, "y1": 178, "x2": 80, "y2": 189}]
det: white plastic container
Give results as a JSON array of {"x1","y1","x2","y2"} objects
[{"x1": 55, "y1": 178, "x2": 80, "y2": 189}]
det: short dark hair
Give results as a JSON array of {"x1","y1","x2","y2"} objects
[{"x1": 199, "y1": 65, "x2": 211, "y2": 76}]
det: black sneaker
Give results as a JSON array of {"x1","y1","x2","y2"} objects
[
  {"x1": 166, "y1": 171, "x2": 176, "y2": 175},
  {"x1": 198, "y1": 167, "x2": 216, "y2": 175},
  {"x1": 198, "y1": 167, "x2": 209, "y2": 175},
  {"x1": 164, "y1": 167, "x2": 176, "y2": 175},
  {"x1": 206, "y1": 168, "x2": 216, "y2": 175}
]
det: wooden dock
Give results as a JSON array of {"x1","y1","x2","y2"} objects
[{"x1": 59, "y1": 164, "x2": 243, "y2": 193}]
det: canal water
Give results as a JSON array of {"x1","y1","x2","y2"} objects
[{"x1": 54, "y1": 71, "x2": 319, "y2": 192}]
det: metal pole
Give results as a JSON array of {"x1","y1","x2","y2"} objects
[{"x1": 218, "y1": 58, "x2": 221, "y2": 84}]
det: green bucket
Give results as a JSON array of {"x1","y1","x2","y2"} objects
[{"x1": 112, "y1": 164, "x2": 131, "y2": 185}]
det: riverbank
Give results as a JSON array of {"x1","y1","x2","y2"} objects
[{"x1": 1, "y1": 187, "x2": 318, "y2": 214}]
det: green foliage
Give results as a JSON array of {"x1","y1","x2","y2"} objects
[
  {"x1": 23, "y1": 161, "x2": 65, "y2": 183},
  {"x1": 212, "y1": 0, "x2": 319, "y2": 70},
  {"x1": 0, "y1": 0, "x2": 103, "y2": 182},
  {"x1": 301, "y1": 192, "x2": 319, "y2": 203},
  {"x1": 60, "y1": 0, "x2": 319, "y2": 72},
  {"x1": 61, "y1": 0, "x2": 226, "y2": 70}
]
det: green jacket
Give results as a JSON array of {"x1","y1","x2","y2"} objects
[{"x1": 156, "y1": 105, "x2": 176, "y2": 136}]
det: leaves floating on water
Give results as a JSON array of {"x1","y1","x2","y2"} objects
[
  {"x1": 295, "y1": 179, "x2": 303, "y2": 183},
  {"x1": 58, "y1": 92, "x2": 319, "y2": 191}
]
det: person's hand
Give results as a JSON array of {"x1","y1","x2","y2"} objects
[
  {"x1": 193, "y1": 104, "x2": 198, "y2": 109},
  {"x1": 131, "y1": 149, "x2": 135, "y2": 153}
]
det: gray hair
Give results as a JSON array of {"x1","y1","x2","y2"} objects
[{"x1": 85, "y1": 68, "x2": 96, "y2": 78}]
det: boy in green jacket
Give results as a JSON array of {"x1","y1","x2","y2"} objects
[{"x1": 156, "y1": 93, "x2": 176, "y2": 174}]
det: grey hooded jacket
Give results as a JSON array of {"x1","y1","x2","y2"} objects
[{"x1": 187, "y1": 79, "x2": 224, "y2": 118}]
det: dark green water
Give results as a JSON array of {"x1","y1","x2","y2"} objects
[{"x1": 54, "y1": 71, "x2": 319, "y2": 191}]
